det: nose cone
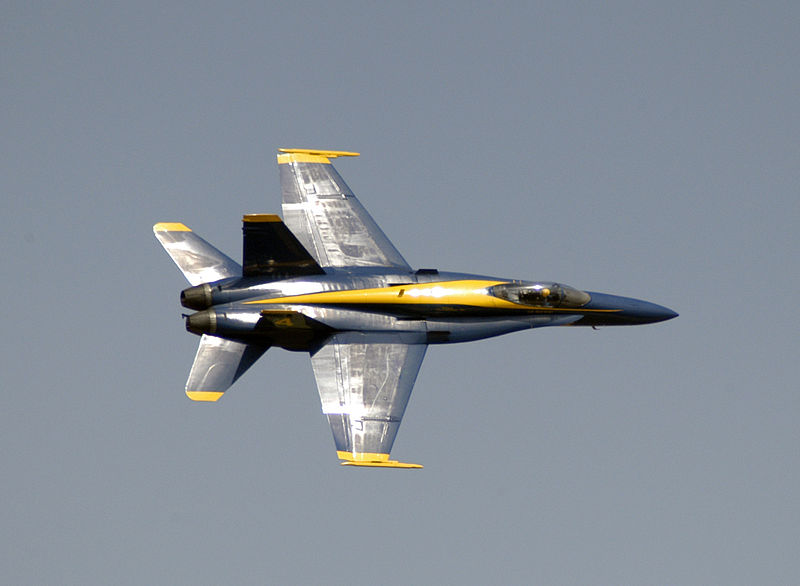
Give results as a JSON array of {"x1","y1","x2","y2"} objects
[
  {"x1": 584, "y1": 292, "x2": 678, "y2": 325},
  {"x1": 631, "y1": 300, "x2": 679, "y2": 324}
]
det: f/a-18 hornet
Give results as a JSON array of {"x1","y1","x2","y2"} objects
[{"x1": 154, "y1": 148, "x2": 677, "y2": 468}]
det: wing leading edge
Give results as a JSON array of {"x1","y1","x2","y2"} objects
[
  {"x1": 278, "y1": 149, "x2": 411, "y2": 270},
  {"x1": 311, "y1": 333, "x2": 426, "y2": 468}
]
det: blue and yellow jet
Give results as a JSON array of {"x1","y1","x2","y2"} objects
[{"x1": 154, "y1": 148, "x2": 677, "y2": 468}]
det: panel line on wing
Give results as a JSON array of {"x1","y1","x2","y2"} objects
[
  {"x1": 310, "y1": 334, "x2": 426, "y2": 462},
  {"x1": 278, "y1": 149, "x2": 411, "y2": 269}
]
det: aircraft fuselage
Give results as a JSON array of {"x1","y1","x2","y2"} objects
[
  {"x1": 181, "y1": 269, "x2": 677, "y2": 351},
  {"x1": 155, "y1": 147, "x2": 678, "y2": 466}
]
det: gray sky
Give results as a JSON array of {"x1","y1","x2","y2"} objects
[{"x1": 2, "y1": 2, "x2": 798, "y2": 584}]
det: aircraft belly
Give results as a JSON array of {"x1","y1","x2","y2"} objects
[
  {"x1": 280, "y1": 305, "x2": 428, "y2": 343},
  {"x1": 273, "y1": 306, "x2": 521, "y2": 343},
  {"x1": 258, "y1": 306, "x2": 580, "y2": 345}
]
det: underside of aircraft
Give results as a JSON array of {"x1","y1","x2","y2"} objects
[{"x1": 154, "y1": 148, "x2": 677, "y2": 468}]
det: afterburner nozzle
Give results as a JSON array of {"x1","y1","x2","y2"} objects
[
  {"x1": 185, "y1": 310, "x2": 216, "y2": 335},
  {"x1": 181, "y1": 283, "x2": 213, "y2": 310}
]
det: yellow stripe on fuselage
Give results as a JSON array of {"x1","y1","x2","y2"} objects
[
  {"x1": 243, "y1": 279, "x2": 617, "y2": 314},
  {"x1": 245, "y1": 279, "x2": 514, "y2": 311}
]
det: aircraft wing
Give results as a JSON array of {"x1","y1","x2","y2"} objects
[
  {"x1": 310, "y1": 333, "x2": 426, "y2": 468},
  {"x1": 277, "y1": 149, "x2": 411, "y2": 270}
]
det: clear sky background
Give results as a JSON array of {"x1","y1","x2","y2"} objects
[{"x1": 2, "y1": 2, "x2": 798, "y2": 584}]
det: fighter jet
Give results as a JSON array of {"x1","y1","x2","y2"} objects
[{"x1": 154, "y1": 148, "x2": 677, "y2": 468}]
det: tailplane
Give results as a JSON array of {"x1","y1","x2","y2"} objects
[
  {"x1": 185, "y1": 334, "x2": 268, "y2": 401},
  {"x1": 153, "y1": 222, "x2": 241, "y2": 285}
]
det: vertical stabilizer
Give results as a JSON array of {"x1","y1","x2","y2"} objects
[{"x1": 241, "y1": 214, "x2": 325, "y2": 277}]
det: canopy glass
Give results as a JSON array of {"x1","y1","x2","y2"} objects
[{"x1": 488, "y1": 281, "x2": 590, "y2": 308}]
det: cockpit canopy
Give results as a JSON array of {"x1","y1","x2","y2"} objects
[{"x1": 488, "y1": 281, "x2": 591, "y2": 308}]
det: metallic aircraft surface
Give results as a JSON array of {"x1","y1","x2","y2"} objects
[{"x1": 154, "y1": 148, "x2": 677, "y2": 468}]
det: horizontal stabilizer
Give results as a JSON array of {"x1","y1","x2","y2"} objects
[
  {"x1": 154, "y1": 223, "x2": 241, "y2": 285},
  {"x1": 185, "y1": 334, "x2": 268, "y2": 401},
  {"x1": 242, "y1": 214, "x2": 325, "y2": 278}
]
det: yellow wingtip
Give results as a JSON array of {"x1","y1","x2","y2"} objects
[
  {"x1": 277, "y1": 148, "x2": 360, "y2": 165},
  {"x1": 337, "y1": 451, "x2": 422, "y2": 469},
  {"x1": 278, "y1": 148, "x2": 360, "y2": 158},
  {"x1": 185, "y1": 391, "x2": 224, "y2": 402},
  {"x1": 154, "y1": 222, "x2": 191, "y2": 232},
  {"x1": 340, "y1": 461, "x2": 423, "y2": 469}
]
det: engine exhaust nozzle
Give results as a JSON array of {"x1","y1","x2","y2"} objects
[
  {"x1": 181, "y1": 283, "x2": 213, "y2": 310},
  {"x1": 185, "y1": 310, "x2": 216, "y2": 335}
]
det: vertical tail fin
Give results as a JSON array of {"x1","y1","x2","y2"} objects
[
  {"x1": 153, "y1": 222, "x2": 241, "y2": 285},
  {"x1": 241, "y1": 214, "x2": 325, "y2": 277},
  {"x1": 185, "y1": 335, "x2": 268, "y2": 401}
]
